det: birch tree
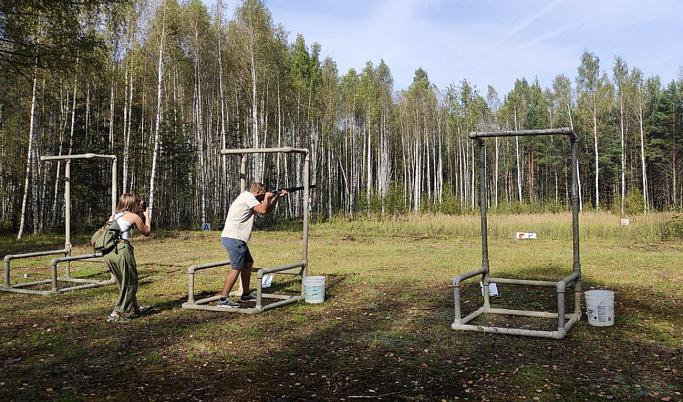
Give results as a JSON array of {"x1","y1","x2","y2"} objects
[
  {"x1": 17, "y1": 62, "x2": 39, "y2": 240},
  {"x1": 376, "y1": 60, "x2": 394, "y2": 210},
  {"x1": 486, "y1": 85, "x2": 501, "y2": 207},
  {"x1": 319, "y1": 57, "x2": 339, "y2": 216},
  {"x1": 230, "y1": 0, "x2": 276, "y2": 182},
  {"x1": 214, "y1": 0, "x2": 228, "y2": 212},
  {"x1": 612, "y1": 56, "x2": 629, "y2": 215},
  {"x1": 187, "y1": 0, "x2": 211, "y2": 224},
  {"x1": 577, "y1": 51, "x2": 612, "y2": 208},
  {"x1": 630, "y1": 68, "x2": 649, "y2": 212},
  {"x1": 504, "y1": 79, "x2": 529, "y2": 202},
  {"x1": 148, "y1": 1, "x2": 167, "y2": 224},
  {"x1": 553, "y1": 74, "x2": 582, "y2": 210},
  {"x1": 359, "y1": 62, "x2": 378, "y2": 210}
]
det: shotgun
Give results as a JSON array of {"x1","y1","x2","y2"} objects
[{"x1": 269, "y1": 184, "x2": 316, "y2": 195}]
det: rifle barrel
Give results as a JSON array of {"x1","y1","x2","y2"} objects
[{"x1": 271, "y1": 184, "x2": 316, "y2": 194}]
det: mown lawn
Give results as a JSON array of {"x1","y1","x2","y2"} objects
[{"x1": 0, "y1": 213, "x2": 681, "y2": 401}]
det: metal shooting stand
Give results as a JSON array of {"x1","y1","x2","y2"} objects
[
  {"x1": 182, "y1": 146, "x2": 310, "y2": 314},
  {"x1": 451, "y1": 128, "x2": 582, "y2": 339},
  {"x1": 2, "y1": 153, "x2": 117, "y2": 295}
]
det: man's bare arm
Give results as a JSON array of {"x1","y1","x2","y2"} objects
[
  {"x1": 253, "y1": 193, "x2": 273, "y2": 215},
  {"x1": 266, "y1": 190, "x2": 287, "y2": 213}
]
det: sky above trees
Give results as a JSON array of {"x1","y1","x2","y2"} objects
[{"x1": 205, "y1": 0, "x2": 683, "y2": 94}]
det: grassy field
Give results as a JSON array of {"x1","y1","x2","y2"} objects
[{"x1": 0, "y1": 212, "x2": 681, "y2": 401}]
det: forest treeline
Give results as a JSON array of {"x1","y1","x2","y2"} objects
[{"x1": 1, "y1": 0, "x2": 682, "y2": 235}]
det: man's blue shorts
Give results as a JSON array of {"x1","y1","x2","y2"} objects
[{"x1": 221, "y1": 237, "x2": 254, "y2": 271}]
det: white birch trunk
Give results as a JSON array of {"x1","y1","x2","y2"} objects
[
  {"x1": 196, "y1": 58, "x2": 206, "y2": 224},
  {"x1": 38, "y1": 77, "x2": 55, "y2": 231},
  {"x1": 192, "y1": 23, "x2": 206, "y2": 225},
  {"x1": 327, "y1": 142, "x2": 333, "y2": 216},
  {"x1": 638, "y1": 96, "x2": 648, "y2": 213},
  {"x1": 378, "y1": 106, "x2": 391, "y2": 208},
  {"x1": 109, "y1": 70, "x2": 115, "y2": 151},
  {"x1": 566, "y1": 99, "x2": 582, "y2": 211},
  {"x1": 85, "y1": 81, "x2": 90, "y2": 143},
  {"x1": 400, "y1": 123, "x2": 408, "y2": 209},
  {"x1": 149, "y1": 10, "x2": 166, "y2": 225},
  {"x1": 276, "y1": 83, "x2": 281, "y2": 187},
  {"x1": 68, "y1": 65, "x2": 78, "y2": 156},
  {"x1": 366, "y1": 117, "x2": 371, "y2": 208},
  {"x1": 619, "y1": 94, "x2": 626, "y2": 215},
  {"x1": 494, "y1": 137, "x2": 499, "y2": 207},
  {"x1": 122, "y1": 66, "x2": 129, "y2": 192},
  {"x1": 123, "y1": 67, "x2": 134, "y2": 193},
  {"x1": 217, "y1": 25, "x2": 227, "y2": 212},
  {"x1": 425, "y1": 118, "x2": 431, "y2": 201},
  {"x1": 250, "y1": 50, "x2": 260, "y2": 181},
  {"x1": 593, "y1": 106, "x2": 599, "y2": 208},
  {"x1": 513, "y1": 109, "x2": 522, "y2": 202},
  {"x1": 438, "y1": 119, "x2": 444, "y2": 203},
  {"x1": 51, "y1": 86, "x2": 68, "y2": 225},
  {"x1": 471, "y1": 141, "x2": 475, "y2": 209},
  {"x1": 262, "y1": 81, "x2": 269, "y2": 185},
  {"x1": 413, "y1": 134, "x2": 420, "y2": 212},
  {"x1": 17, "y1": 62, "x2": 39, "y2": 240},
  {"x1": 458, "y1": 130, "x2": 464, "y2": 205},
  {"x1": 338, "y1": 155, "x2": 349, "y2": 215}
]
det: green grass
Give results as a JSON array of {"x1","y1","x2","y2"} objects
[
  {"x1": 316, "y1": 211, "x2": 674, "y2": 242},
  {"x1": 0, "y1": 212, "x2": 681, "y2": 400}
]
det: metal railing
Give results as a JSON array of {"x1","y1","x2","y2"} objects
[
  {"x1": 452, "y1": 128, "x2": 582, "y2": 339},
  {"x1": 181, "y1": 260, "x2": 305, "y2": 314},
  {"x1": 182, "y1": 146, "x2": 312, "y2": 313},
  {"x1": 1, "y1": 153, "x2": 117, "y2": 296},
  {"x1": 3, "y1": 252, "x2": 113, "y2": 295}
]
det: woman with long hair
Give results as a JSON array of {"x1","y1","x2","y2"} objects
[{"x1": 105, "y1": 193, "x2": 151, "y2": 322}]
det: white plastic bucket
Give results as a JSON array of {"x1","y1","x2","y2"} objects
[
  {"x1": 303, "y1": 276, "x2": 325, "y2": 303},
  {"x1": 585, "y1": 289, "x2": 615, "y2": 327}
]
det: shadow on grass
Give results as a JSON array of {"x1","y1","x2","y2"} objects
[
  {"x1": 147, "y1": 296, "x2": 187, "y2": 314},
  {"x1": 514, "y1": 263, "x2": 578, "y2": 280}
]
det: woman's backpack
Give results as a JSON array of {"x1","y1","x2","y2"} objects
[{"x1": 91, "y1": 220, "x2": 121, "y2": 255}]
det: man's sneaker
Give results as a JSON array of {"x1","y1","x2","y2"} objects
[
  {"x1": 240, "y1": 292, "x2": 257, "y2": 301},
  {"x1": 216, "y1": 298, "x2": 239, "y2": 308}
]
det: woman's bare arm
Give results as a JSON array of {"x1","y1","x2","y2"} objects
[
  {"x1": 121, "y1": 211, "x2": 151, "y2": 237},
  {"x1": 135, "y1": 210, "x2": 151, "y2": 237}
]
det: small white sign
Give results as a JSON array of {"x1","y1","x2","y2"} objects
[
  {"x1": 262, "y1": 274, "x2": 273, "y2": 288},
  {"x1": 480, "y1": 282, "x2": 500, "y2": 297},
  {"x1": 516, "y1": 232, "x2": 537, "y2": 240},
  {"x1": 620, "y1": 218, "x2": 630, "y2": 226},
  {"x1": 201, "y1": 222, "x2": 211, "y2": 231}
]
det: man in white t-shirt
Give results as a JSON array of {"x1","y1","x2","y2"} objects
[{"x1": 217, "y1": 182, "x2": 287, "y2": 307}]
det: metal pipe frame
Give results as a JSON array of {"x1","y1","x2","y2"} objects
[
  {"x1": 220, "y1": 146, "x2": 309, "y2": 155},
  {"x1": 469, "y1": 128, "x2": 576, "y2": 142},
  {"x1": 181, "y1": 260, "x2": 305, "y2": 313},
  {"x1": 452, "y1": 128, "x2": 582, "y2": 339},
  {"x1": 40, "y1": 153, "x2": 117, "y2": 161},
  {"x1": 183, "y1": 146, "x2": 311, "y2": 313},
  {"x1": 1, "y1": 253, "x2": 114, "y2": 295},
  {"x1": 3, "y1": 249, "x2": 69, "y2": 288},
  {"x1": 2, "y1": 153, "x2": 117, "y2": 296}
]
